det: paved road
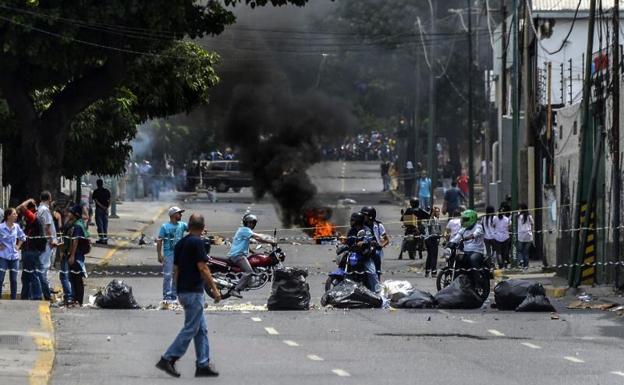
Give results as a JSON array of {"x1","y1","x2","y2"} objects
[{"x1": 48, "y1": 161, "x2": 624, "y2": 385}]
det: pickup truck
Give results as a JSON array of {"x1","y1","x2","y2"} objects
[{"x1": 199, "y1": 160, "x2": 253, "y2": 193}]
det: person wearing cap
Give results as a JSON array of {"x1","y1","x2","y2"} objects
[{"x1": 157, "y1": 207, "x2": 188, "y2": 302}]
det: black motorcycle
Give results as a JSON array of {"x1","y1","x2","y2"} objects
[
  {"x1": 436, "y1": 241, "x2": 492, "y2": 302},
  {"x1": 325, "y1": 231, "x2": 376, "y2": 291}
]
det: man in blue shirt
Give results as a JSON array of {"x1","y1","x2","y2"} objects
[
  {"x1": 417, "y1": 170, "x2": 433, "y2": 209},
  {"x1": 227, "y1": 213, "x2": 276, "y2": 298},
  {"x1": 157, "y1": 207, "x2": 188, "y2": 302}
]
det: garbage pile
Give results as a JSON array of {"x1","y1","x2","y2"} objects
[
  {"x1": 435, "y1": 276, "x2": 486, "y2": 309},
  {"x1": 95, "y1": 280, "x2": 140, "y2": 309},
  {"x1": 267, "y1": 267, "x2": 311, "y2": 311},
  {"x1": 321, "y1": 280, "x2": 383, "y2": 308},
  {"x1": 494, "y1": 280, "x2": 555, "y2": 312}
]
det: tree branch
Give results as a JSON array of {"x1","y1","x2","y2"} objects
[{"x1": 0, "y1": 72, "x2": 38, "y2": 128}]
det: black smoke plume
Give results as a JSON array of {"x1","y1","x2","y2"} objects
[{"x1": 225, "y1": 85, "x2": 355, "y2": 227}]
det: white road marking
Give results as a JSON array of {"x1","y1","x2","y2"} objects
[
  {"x1": 307, "y1": 355, "x2": 324, "y2": 361},
  {"x1": 488, "y1": 329, "x2": 505, "y2": 337},
  {"x1": 332, "y1": 369, "x2": 351, "y2": 377},
  {"x1": 251, "y1": 317, "x2": 262, "y2": 322},
  {"x1": 564, "y1": 356, "x2": 585, "y2": 363},
  {"x1": 521, "y1": 342, "x2": 542, "y2": 349},
  {"x1": 461, "y1": 318, "x2": 475, "y2": 324},
  {"x1": 241, "y1": 311, "x2": 250, "y2": 314},
  {"x1": 264, "y1": 327, "x2": 279, "y2": 335},
  {"x1": 438, "y1": 309, "x2": 451, "y2": 316},
  {"x1": 283, "y1": 340, "x2": 300, "y2": 347},
  {"x1": 611, "y1": 371, "x2": 624, "y2": 377}
]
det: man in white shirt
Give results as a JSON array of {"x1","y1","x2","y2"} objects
[{"x1": 36, "y1": 191, "x2": 57, "y2": 300}]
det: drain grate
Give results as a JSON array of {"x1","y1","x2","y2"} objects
[{"x1": 0, "y1": 335, "x2": 23, "y2": 345}]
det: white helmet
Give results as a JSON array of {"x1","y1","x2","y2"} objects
[{"x1": 242, "y1": 213, "x2": 258, "y2": 228}]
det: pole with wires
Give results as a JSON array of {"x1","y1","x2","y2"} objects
[
  {"x1": 467, "y1": 0, "x2": 475, "y2": 209},
  {"x1": 612, "y1": 0, "x2": 621, "y2": 288}
]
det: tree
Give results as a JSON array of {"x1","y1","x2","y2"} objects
[{"x1": 0, "y1": 0, "x2": 306, "y2": 199}]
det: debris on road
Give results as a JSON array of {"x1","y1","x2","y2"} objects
[
  {"x1": 267, "y1": 267, "x2": 311, "y2": 311},
  {"x1": 494, "y1": 280, "x2": 534, "y2": 310},
  {"x1": 381, "y1": 280, "x2": 413, "y2": 303},
  {"x1": 95, "y1": 280, "x2": 140, "y2": 309},
  {"x1": 435, "y1": 276, "x2": 484, "y2": 309},
  {"x1": 393, "y1": 289, "x2": 436, "y2": 309},
  {"x1": 321, "y1": 279, "x2": 383, "y2": 308},
  {"x1": 567, "y1": 300, "x2": 617, "y2": 310},
  {"x1": 515, "y1": 284, "x2": 556, "y2": 312}
]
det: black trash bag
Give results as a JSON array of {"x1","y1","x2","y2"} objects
[
  {"x1": 267, "y1": 267, "x2": 310, "y2": 311},
  {"x1": 393, "y1": 289, "x2": 436, "y2": 309},
  {"x1": 515, "y1": 284, "x2": 555, "y2": 312},
  {"x1": 321, "y1": 279, "x2": 383, "y2": 309},
  {"x1": 95, "y1": 280, "x2": 140, "y2": 309},
  {"x1": 494, "y1": 280, "x2": 535, "y2": 310},
  {"x1": 434, "y1": 275, "x2": 485, "y2": 309}
]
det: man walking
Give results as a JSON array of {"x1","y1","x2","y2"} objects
[
  {"x1": 92, "y1": 179, "x2": 111, "y2": 245},
  {"x1": 36, "y1": 191, "x2": 56, "y2": 300},
  {"x1": 442, "y1": 181, "x2": 464, "y2": 218},
  {"x1": 417, "y1": 170, "x2": 433, "y2": 209},
  {"x1": 156, "y1": 213, "x2": 221, "y2": 378},
  {"x1": 157, "y1": 207, "x2": 188, "y2": 302}
]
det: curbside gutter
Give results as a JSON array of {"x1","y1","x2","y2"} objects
[{"x1": 29, "y1": 302, "x2": 55, "y2": 385}]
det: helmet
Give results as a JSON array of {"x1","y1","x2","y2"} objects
[
  {"x1": 350, "y1": 212, "x2": 365, "y2": 227},
  {"x1": 360, "y1": 206, "x2": 377, "y2": 221},
  {"x1": 461, "y1": 210, "x2": 478, "y2": 228},
  {"x1": 409, "y1": 197, "x2": 419, "y2": 208},
  {"x1": 242, "y1": 213, "x2": 258, "y2": 229}
]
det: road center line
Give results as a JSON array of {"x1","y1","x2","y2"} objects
[
  {"x1": 307, "y1": 355, "x2": 324, "y2": 361},
  {"x1": 521, "y1": 342, "x2": 542, "y2": 349},
  {"x1": 251, "y1": 317, "x2": 262, "y2": 322},
  {"x1": 564, "y1": 356, "x2": 585, "y2": 363},
  {"x1": 461, "y1": 318, "x2": 475, "y2": 324},
  {"x1": 264, "y1": 327, "x2": 279, "y2": 335},
  {"x1": 611, "y1": 371, "x2": 624, "y2": 377},
  {"x1": 332, "y1": 369, "x2": 351, "y2": 377},
  {"x1": 283, "y1": 340, "x2": 299, "y2": 347},
  {"x1": 488, "y1": 329, "x2": 505, "y2": 337}
]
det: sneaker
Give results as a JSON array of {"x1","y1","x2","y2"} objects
[
  {"x1": 156, "y1": 357, "x2": 180, "y2": 378},
  {"x1": 195, "y1": 363, "x2": 219, "y2": 377},
  {"x1": 228, "y1": 289, "x2": 243, "y2": 299}
]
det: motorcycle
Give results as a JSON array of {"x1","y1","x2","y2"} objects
[
  {"x1": 325, "y1": 230, "x2": 376, "y2": 291},
  {"x1": 435, "y1": 241, "x2": 492, "y2": 302},
  {"x1": 204, "y1": 244, "x2": 286, "y2": 300}
]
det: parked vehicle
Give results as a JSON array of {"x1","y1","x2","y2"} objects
[
  {"x1": 204, "y1": 244, "x2": 285, "y2": 299},
  {"x1": 436, "y1": 241, "x2": 492, "y2": 302},
  {"x1": 187, "y1": 160, "x2": 252, "y2": 193}
]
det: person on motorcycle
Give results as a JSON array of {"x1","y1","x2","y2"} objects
[
  {"x1": 450, "y1": 209, "x2": 486, "y2": 279},
  {"x1": 399, "y1": 198, "x2": 429, "y2": 260},
  {"x1": 360, "y1": 206, "x2": 389, "y2": 280},
  {"x1": 347, "y1": 212, "x2": 380, "y2": 293},
  {"x1": 226, "y1": 213, "x2": 276, "y2": 298}
]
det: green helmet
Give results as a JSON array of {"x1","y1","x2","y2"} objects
[{"x1": 461, "y1": 209, "x2": 478, "y2": 228}]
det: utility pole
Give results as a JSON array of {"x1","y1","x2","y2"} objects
[
  {"x1": 501, "y1": 4, "x2": 508, "y2": 115},
  {"x1": 467, "y1": 0, "x2": 475, "y2": 209},
  {"x1": 612, "y1": 0, "x2": 621, "y2": 288},
  {"x1": 428, "y1": 0, "x2": 437, "y2": 201},
  {"x1": 511, "y1": 0, "x2": 520, "y2": 217},
  {"x1": 570, "y1": 0, "x2": 597, "y2": 287}
]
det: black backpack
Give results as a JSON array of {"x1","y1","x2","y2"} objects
[{"x1": 24, "y1": 217, "x2": 47, "y2": 252}]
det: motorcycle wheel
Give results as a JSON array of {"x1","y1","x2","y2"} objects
[
  {"x1": 436, "y1": 268, "x2": 453, "y2": 291},
  {"x1": 325, "y1": 276, "x2": 342, "y2": 292},
  {"x1": 205, "y1": 284, "x2": 231, "y2": 300}
]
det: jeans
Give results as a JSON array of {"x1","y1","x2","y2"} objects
[
  {"x1": 95, "y1": 207, "x2": 109, "y2": 241},
  {"x1": 38, "y1": 246, "x2": 53, "y2": 299},
  {"x1": 517, "y1": 241, "x2": 532, "y2": 268},
  {"x1": 21, "y1": 250, "x2": 43, "y2": 300},
  {"x1": 363, "y1": 258, "x2": 380, "y2": 293},
  {"x1": 162, "y1": 253, "x2": 177, "y2": 300},
  {"x1": 163, "y1": 292, "x2": 210, "y2": 367},
  {"x1": 425, "y1": 237, "x2": 439, "y2": 274},
  {"x1": 59, "y1": 257, "x2": 73, "y2": 302},
  {"x1": 382, "y1": 175, "x2": 391, "y2": 191},
  {"x1": 0, "y1": 258, "x2": 19, "y2": 299},
  {"x1": 419, "y1": 196, "x2": 431, "y2": 210}
]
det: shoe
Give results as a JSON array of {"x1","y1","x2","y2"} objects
[
  {"x1": 424, "y1": 272, "x2": 429, "y2": 278},
  {"x1": 228, "y1": 289, "x2": 242, "y2": 298},
  {"x1": 195, "y1": 363, "x2": 219, "y2": 377},
  {"x1": 156, "y1": 357, "x2": 180, "y2": 378}
]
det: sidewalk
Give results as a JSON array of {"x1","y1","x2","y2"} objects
[{"x1": 0, "y1": 300, "x2": 54, "y2": 385}]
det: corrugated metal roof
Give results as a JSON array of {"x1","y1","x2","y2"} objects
[{"x1": 533, "y1": 0, "x2": 624, "y2": 11}]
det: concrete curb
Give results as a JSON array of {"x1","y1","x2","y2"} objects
[{"x1": 30, "y1": 302, "x2": 55, "y2": 385}]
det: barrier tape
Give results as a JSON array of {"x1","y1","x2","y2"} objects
[{"x1": 2, "y1": 260, "x2": 624, "y2": 277}]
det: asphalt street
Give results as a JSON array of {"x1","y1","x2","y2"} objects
[{"x1": 47, "y1": 161, "x2": 624, "y2": 385}]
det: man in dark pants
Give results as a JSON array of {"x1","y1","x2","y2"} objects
[
  {"x1": 91, "y1": 179, "x2": 111, "y2": 245},
  {"x1": 425, "y1": 207, "x2": 443, "y2": 277},
  {"x1": 156, "y1": 214, "x2": 221, "y2": 378}
]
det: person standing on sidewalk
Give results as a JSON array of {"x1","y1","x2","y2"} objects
[
  {"x1": 157, "y1": 207, "x2": 188, "y2": 302},
  {"x1": 0, "y1": 208, "x2": 26, "y2": 299},
  {"x1": 516, "y1": 203, "x2": 534, "y2": 271},
  {"x1": 156, "y1": 213, "x2": 221, "y2": 378},
  {"x1": 492, "y1": 206, "x2": 511, "y2": 269},
  {"x1": 481, "y1": 206, "x2": 496, "y2": 268},
  {"x1": 91, "y1": 179, "x2": 111, "y2": 245},
  {"x1": 60, "y1": 205, "x2": 90, "y2": 306},
  {"x1": 17, "y1": 199, "x2": 46, "y2": 300},
  {"x1": 37, "y1": 191, "x2": 56, "y2": 300}
]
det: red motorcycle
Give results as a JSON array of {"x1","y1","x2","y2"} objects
[{"x1": 205, "y1": 245, "x2": 286, "y2": 299}]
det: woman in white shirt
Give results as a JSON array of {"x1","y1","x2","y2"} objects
[
  {"x1": 0, "y1": 208, "x2": 26, "y2": 299},
  {"x1": 516, "y1": 203, "x2": 534, "y2": 270},
  {"x1": 492, "y1": 207, "x2": 511, "y2": 269},
  {"x1": 481, "y1": 206, "x2": 496, "y2": 266}
]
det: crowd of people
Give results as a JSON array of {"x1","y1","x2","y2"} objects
[{"x1": 323, "y1": 131, "x2": 397, "y2": 162}]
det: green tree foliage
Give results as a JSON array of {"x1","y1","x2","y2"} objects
[{"x1": 0, "y1": 0, "x2": 306, "y2": 199}]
